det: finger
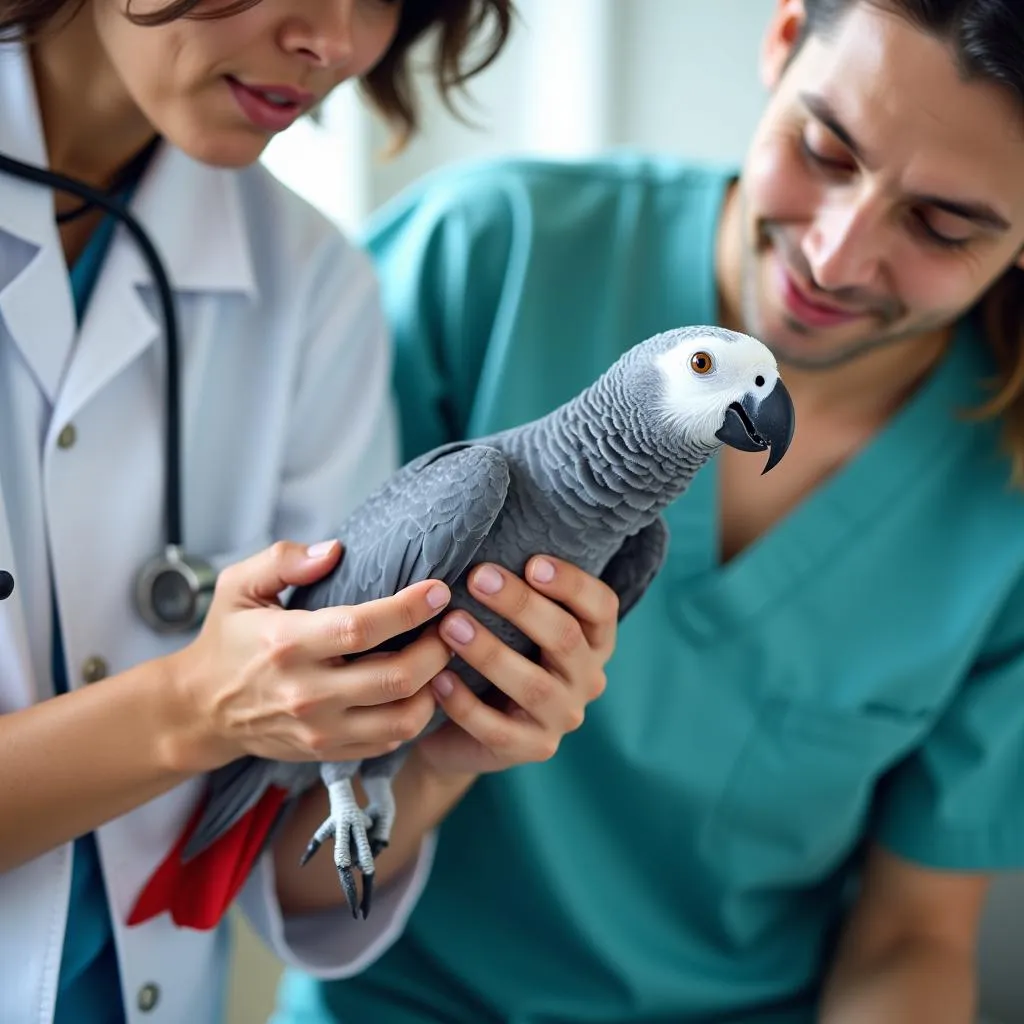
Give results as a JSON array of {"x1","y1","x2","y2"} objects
[
  {"x1": 438, "y1": 610, "x2": 585, "y2": 734},
  {"x1": 331, "y1": 629, "x2": 454, "y2": 707},
  {"x1": 292, "y1": 687, "x2": 437, "y2": 761},
  {"x1": 430, "y1": 670, "x2": 559, "y2": 763},
  {"x1": 295, "y1": 579, "x2": 452, "y2": 660},
  {"x1": 523, "y1": 556, "x2": 619, "y2": 658},
  {"x1": 219, "y1": 538, "x2": 343, "y2": 607},
  {"x1": 462, "y1": 564, "x2": 593, "y2": 679},
  {"x1": 329, "y1": 688, "x2": 437, "y2": 749}
]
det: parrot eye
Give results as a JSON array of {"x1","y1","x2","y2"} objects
[{"x1": 689, "y1": 351, "x2": 714, "y2": 375}]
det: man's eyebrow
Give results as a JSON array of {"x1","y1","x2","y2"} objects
[
  {"x1": 798, "y1": 91, "x2": 1011, "y2": 232},
  {"x1": 800, "y1": 92, "x2": 867, "y2": 161},
  {"x1": 919, "y1": 195, "x2": 1010, "y2": 231}
]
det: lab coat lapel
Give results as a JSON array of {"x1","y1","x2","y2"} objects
[
  {"x1": 0, "y1": 45, "x2": 75, "y2": 710},
  {"x1": 0, "y1": 484, "x2": 36, "y2": 711},
  {"x1": 0, "y1": 43, "x2": 77, "y2": 404},
  {"x1": 0, "y1": 38, "x2": 257, "y2": 426},
  {"x1": 54, "y1": 141, "x2": 258, "y2": 426}
]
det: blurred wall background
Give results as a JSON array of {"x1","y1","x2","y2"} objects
[
  {"x1": 230, "y1": 2, "x2": 1024, "y2": 1022},
  {"x1": 261, "y1": 0, "x2": 775, "y2": 236}
]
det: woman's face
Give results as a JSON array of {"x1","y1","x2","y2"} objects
[{"x1": 90, "y1": 0, "x2": 403, "y2": 166}]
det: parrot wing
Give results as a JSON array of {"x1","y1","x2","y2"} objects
[
  {"x1": 289, "y1": 440, "x2": 511, "y2": 621},
  {"x1": 599, "y1": 515, "x2": 670, "y2": 621},
  {"x1": 127, "y1": 442, "x2": 511, "y2": 932},
  {"x1": 181, "y1": 440, "x2": 512, "y2": 856}
]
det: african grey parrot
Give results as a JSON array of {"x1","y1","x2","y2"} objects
[{"x1": 126, "y1": 324, "x2": 794, "y2": 930}]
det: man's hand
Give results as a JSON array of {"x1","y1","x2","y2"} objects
[
  {"x1": 819, "y1": 843, "x2": 990, "y2": 1023},
  {"x1": 419, "y1": 554, "x2": 617, "y2": 776}
]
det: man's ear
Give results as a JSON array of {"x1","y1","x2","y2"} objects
[{"x1": 761, "y1": 0, "x2": 808, "y2": 90}]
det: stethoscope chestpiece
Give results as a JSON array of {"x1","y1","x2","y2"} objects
[{"x1": 135, "y1": 545, "x2": 216, "y2": 634}]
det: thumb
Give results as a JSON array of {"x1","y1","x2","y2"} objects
[{"x1": 224, "y1": 539, "x2": 342, "y2": 607}]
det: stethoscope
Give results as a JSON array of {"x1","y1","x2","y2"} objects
[{"x1": 0, "y1": 145, "x2": 216, "y2": 633}]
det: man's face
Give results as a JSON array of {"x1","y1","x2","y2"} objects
[{"x1": 733, "y1": 0, "x2": 1024, "y2": 370}]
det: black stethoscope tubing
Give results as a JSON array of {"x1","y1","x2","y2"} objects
[
  {"x1": 0, "y1": 146, "x2": 215, "y2": 631},
  {"x1": 0, "y1": 148, "x2": 183, "y2": 550}
]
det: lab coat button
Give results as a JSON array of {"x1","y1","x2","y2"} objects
[
  {"x1": 81, "y1": 656, "x2": 108, "y2": 684},
  {"x1": 56, "y1": 424, "x2": 76, "y2": 449},
  {"x1": 137, "y1": 983, "x2": 160, "y2": 1012}
]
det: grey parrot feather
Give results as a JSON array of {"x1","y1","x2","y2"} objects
[
  {"x1": 599, "y1": 518, "x2": 671, "y2": 621},
  {"x1": 300, "y1": 441, "x2": 512, "y2": 617},
  {"x1": 162, "y1": 324, "x2": 795, "y2": 921},
  {"x1": 182, "y1": 757, "x2": 318, "y2": 861},
  {"x1": 179, "y1": 443, "x2": 511, "y2": 860}
]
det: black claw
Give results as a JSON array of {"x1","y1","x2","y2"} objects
[
  {"x1": 299, "y1": 837, "x2": 322, "y2": 868},
  {"x1": 339, "y1": 866, "x2": 359, "y2": 919},
  {"x1": 360, "y1": 872, "x2": 374, "y2": 920},
  {"x1": 370, "y1": 838, "x2": 389, "y2": 858}
]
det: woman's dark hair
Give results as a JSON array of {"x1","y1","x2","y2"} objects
[
  {"x1": 0, "y1": 0, "x2": 515, "y2": 151},
  {"x1": 797, "y1": 0, "x2": 1024, "y2": 484}
]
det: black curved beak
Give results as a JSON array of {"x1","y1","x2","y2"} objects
[{"x1": 714, "y1": 378, "x2": 795, "y2": 474}]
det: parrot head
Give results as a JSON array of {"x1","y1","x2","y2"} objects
[{"x1": 636, "y1": 325, "x2": 796, "y2": 474}]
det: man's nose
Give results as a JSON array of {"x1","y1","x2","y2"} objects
[
  {"x1": 283, "y1": 0, "x2": 357, "y2": 69},
  {"x1": 802, "y1": 195, "x2": 883, "y2": 293}
]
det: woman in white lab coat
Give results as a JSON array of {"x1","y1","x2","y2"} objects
[{"x1": 0, "y1": 0, "x2": 621, "y2": 1021}]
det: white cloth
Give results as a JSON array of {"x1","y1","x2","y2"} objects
[{"x1": 0, "y1": 39, "x2": 435, "y2": 1024}]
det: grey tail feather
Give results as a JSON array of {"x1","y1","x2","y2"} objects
[{"x1": 181, "y1": 757, "x2": 278, "y2": 862}]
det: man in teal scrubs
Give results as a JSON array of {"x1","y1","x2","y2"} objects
[{"x1": 273, "y1": 0, "x2": 1024, "y2": 1020}]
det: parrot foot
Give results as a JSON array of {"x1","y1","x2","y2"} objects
[
  {"x1": 346, "y1": 775, "x2": 399, "y2": 920},
  {"x1": 362, "y1": 775, "x2": 398, "y2": 858},
  {"x1": 298, "y1": 778, "x2": 376, "y2": 920}
]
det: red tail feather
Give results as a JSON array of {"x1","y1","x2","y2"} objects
[{"x1": 127, "y1": 785, "x2": 289, "y2": 930}]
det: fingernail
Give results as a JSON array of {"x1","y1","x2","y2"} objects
[
  {"x1": 442, "y1": 615, "x2": 475, "y2": 645},
  {"x1": 306, "y1": 539, "x2": 337, "y2": 559},
  {"x1": 473, "y1": 565, "x2": 503, "y2": 594},
  {"x1": 431, "y1": 671, "x2": 455, "y2": 698},
  {"x1": 531, "y1": 558, "x2": 555, "y2": 583},
  {"x1": 426, "y1": 584, "x2": 450, "y2": 609}
]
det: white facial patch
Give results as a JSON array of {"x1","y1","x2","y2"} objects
[{"x1": 653, "y1": 333, "x2": 780, "y2": 443}]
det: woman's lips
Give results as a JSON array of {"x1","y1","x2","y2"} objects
[{"x1": 226, "y1": 76, "x2": 313, "y2": 131}]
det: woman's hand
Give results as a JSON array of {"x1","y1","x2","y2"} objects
[
  {"x1": 167, "y1": 538, "x2": 454, "y2": 773},
  {"x1": 415, "y1": 555, "x2": 618, "y2": 777}
]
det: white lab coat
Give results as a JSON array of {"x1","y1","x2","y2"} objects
[{"x1": 0, "y1": 40, "x2": 435, "y2": 1024}]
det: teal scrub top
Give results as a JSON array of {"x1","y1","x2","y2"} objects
[
  {"x1": 52, "y1": 208, "x2": 130, "y2": 1023},
  {"x1": 274, "y1": 154, "x2": 1024, "y2": 1024}
]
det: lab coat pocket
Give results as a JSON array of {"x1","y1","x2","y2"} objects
[{"x1": 698, "y1": 696, "x2": 928, "y2": 890}]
